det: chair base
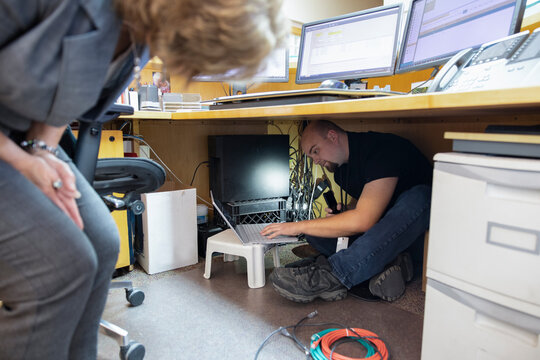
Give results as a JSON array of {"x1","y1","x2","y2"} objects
[
  {"x1": 203, "y1": 229, "x2": 280, "y2": 288},
  {"x1": 100, "y1": 319, "x2": 145, "y2": 360},
  {"x1": 101, "y1": 281, "x2": 146, "y2": 359},
  {"x1": 110, "y1": 280, "x2": 145, "y2": 306}
]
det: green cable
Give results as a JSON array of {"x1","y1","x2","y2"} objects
[{"x1": 310, "y1": 328, "x2": 375, "y2": 359}]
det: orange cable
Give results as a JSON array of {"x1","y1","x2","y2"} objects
[{"x1": 318, "y1": 328, "x2": 388, "y2": 360}]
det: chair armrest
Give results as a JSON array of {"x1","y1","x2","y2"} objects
[
  {"x1": 92, "y1": 104, "x2": 134, "y2": 124},
  {"x1": 93, "y1": 158, "x2": 166, "y2": 195}
]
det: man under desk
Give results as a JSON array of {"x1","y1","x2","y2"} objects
[{"x1": 261, "y1": 120, "x2": 433, "y2": 303}]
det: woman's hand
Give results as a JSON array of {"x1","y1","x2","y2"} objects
[
  {"x1": 17, "y1": 151, "x2": 84, "y2": 230},
  {"x1": 0, "y1": 124, "x2": 83, "y2": 229}
]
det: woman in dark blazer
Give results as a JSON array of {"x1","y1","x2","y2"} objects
[{"x1": 0, "y1": 0, "x2": 288, "y2": 358}]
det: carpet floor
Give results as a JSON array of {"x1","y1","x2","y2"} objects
[{"x1": 98, "y1": 245, "x2": 425, "y2": 360}]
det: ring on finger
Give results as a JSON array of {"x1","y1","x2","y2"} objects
[{"x1": 52, "y1": 180, "x2": 63, "y2": 190}]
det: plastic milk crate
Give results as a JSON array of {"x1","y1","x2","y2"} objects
[{"x1": 224, "y1": 198, "x2": 286, "y2": 225}]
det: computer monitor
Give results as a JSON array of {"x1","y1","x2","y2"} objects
[
  {"x1": 396, "y1": 0, "x2": 526, "y2": 73},
  {"x1": 295, "y1": 4, "x2": 403, "y2": 84},
  {"x1": 208, "y1": 135, "x2": 290, "y2": 203},
  {"x1": 193, "y1": 47, "x2": 289, "y2": 83}
]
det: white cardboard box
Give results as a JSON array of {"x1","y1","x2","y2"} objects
[{"x1": 138, "y1": 188, "x2": 198, "y2": 274}]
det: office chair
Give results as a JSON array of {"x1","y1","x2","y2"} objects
[{"x1": 72, "y1": 104, "x2": 166, "y2": 360}]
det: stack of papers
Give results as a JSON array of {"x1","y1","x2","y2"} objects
[
  {"x1": 140, "y1": 101, "x2": 161, "y2": 111},
  {"x1": 162, "y1": 101, "x2": 203, "y2": 112}
]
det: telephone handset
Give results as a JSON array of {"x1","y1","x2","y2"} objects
[
  {"x1": 427, "y1": 48, "x2": 475, "y2": 92},
  {"x1": 427, "y1": 30, "x2": 536, "y2": 93},
  {"x1": 323, "y1": 190, "x2": 340, "y2": 213}
]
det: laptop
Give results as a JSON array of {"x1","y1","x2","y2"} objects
[{"x1": 210, "y1": 191, "x2": 298, "y2": 245}]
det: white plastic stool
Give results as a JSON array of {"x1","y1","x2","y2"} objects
[{"x1": 203, "y1": 229, "x2": 280, "y2": 288}]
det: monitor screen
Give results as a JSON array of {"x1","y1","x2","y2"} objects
[
  {"x1": 208, "y1": 135, "x2": 290, "y2": 203},
  {"x1": 193, "y1": 48, "x2": 289, "y2": 83},
  {"x1": 396, "y1": 0, "x2": 526, "y2": 73},
  {"x1": 296, "y1": 4, "x2": 402, "y2": 84}
]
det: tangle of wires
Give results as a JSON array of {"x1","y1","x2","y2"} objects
[
  {"x1": 287, "y1": 121, "x2": 322, "y2": 222},
  {"x1": 254, "y1": 310, "x2": 389, "y2": 360}
]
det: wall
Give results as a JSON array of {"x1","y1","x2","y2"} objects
[
  {"x1": 132, "y1": 60, "x2": 315, "y2": 102},
  {"x1": 283, "y1": 0, "x2": 382, "y2": 23}
]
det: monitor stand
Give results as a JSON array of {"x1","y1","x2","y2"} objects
[
  {"x1": 345, "y1": 79, "x2": 367, "y2": 90},
  {"x1": 231, "y1": 83, "x2": 247, "y2": 95}
]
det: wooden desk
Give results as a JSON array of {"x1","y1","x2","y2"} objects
[
  {"x1": 151, "y1": 86, "x2": 540, "y2": 121},
  {"x1": 122, "y1": 86, "x2": 540, "y2": 198}
]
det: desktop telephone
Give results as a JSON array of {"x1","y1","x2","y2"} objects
[{"x1": 427, "y1": 28, "x2": 540, "y2": 93}]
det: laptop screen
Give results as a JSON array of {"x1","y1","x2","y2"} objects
[{"x1": 210, "y1": 191, "x2": 236, "y2": 228}]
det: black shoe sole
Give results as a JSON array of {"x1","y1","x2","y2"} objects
[
  {"x1": 369, "y1": 265, "x2": 406, "y2": 302},
  {"x1": 271, "y1": 283, "x2": 347, "y2": 303},
  {"x1": 284, "y1": 257, "x2": 316, "y2": 268},
  {"x1": 349, "y1": 280, "x2": 380, "y2": 302},
  {"x1": 394, "y1": 252, "x2": 414, "y2": 282}
]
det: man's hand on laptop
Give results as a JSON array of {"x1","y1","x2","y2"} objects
[{"x1": 261, "y1": 222, "x2": 299, "y2": 239}]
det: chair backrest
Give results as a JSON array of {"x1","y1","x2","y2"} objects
[
  {"x1": 68, "y1": 104, "x2": 165, "y2": 204},
  {"x1": 74, "y1": 104, "x2": 134, "y2": 182}
]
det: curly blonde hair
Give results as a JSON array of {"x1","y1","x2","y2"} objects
[{"x1": 114, "y1": 0, "x2": 289, "y2": 79}]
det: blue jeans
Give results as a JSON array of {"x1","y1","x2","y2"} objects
[{"x1": 306, "y1": 184, "x2": 431, "y2": 288}]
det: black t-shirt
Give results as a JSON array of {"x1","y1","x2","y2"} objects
[{"x1": 334, "y1": 131, "x2": 432, "y2": 209}]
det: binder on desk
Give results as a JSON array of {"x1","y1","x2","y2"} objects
[{"x1": 445, "y1": 131, "x2": 540, "y2": 159}]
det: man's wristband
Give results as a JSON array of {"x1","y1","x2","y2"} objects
[{"x1": 20, "y1": 139, "x2": 59, "y2": 156}]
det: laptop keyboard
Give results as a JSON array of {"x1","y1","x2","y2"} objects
[
  {"x1": 237, "y1": 223, "x2": 269, "y2": 239},
  {"x1": 236, "y1": 223, "x2": 299, "y2": 244}
]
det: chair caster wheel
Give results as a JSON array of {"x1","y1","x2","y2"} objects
[
  {"x1": 130, "y1": 200, "x2": 145, "y2": 215},
  {"x1": 125, "y1": 288, "x2": 145, "y2": 307},
  {"x1": 120, "y1": 340, "x2": 145, "y2": 360}
]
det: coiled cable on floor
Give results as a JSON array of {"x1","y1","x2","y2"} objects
[
  {"x1": 254, "y1": 311, "x2": 389, "y2": 360},
  {"x1": 310, "y1": 328, "x2": 388, "y2": 360},
  {"x1": 254, "y1": 311, "x2": 319, "y2": 359}
]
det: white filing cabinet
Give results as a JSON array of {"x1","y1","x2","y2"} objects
[{"x1": 422, "y1": 152, "x2": 540, "y2": 359}]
